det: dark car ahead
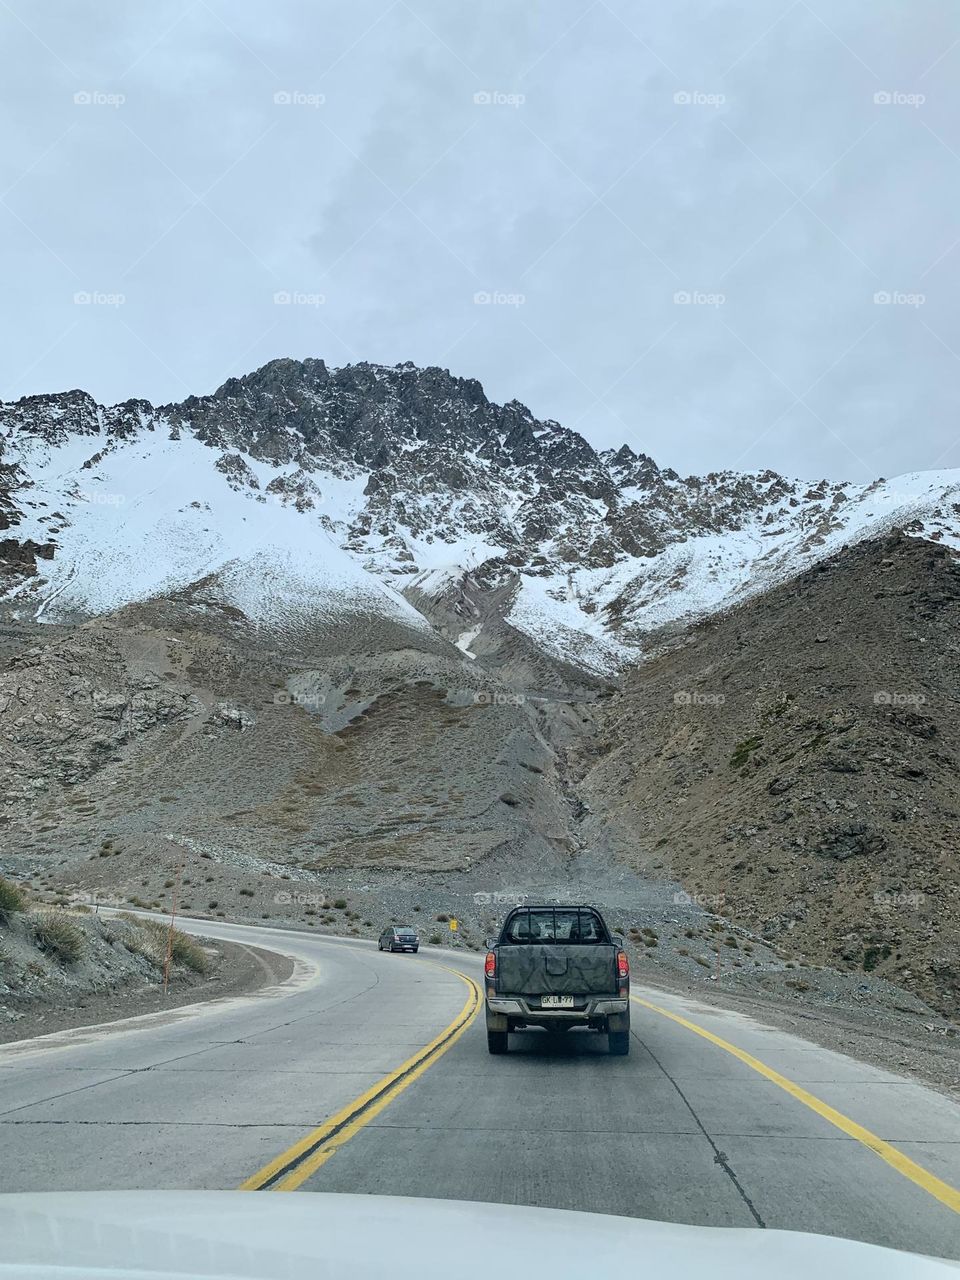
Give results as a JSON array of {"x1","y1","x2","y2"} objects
[{"x1": 378, "y1": 925, "x2": 420, "y2": 953}]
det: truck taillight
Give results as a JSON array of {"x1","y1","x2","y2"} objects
[
  {"x1": 484, "y1": 951, "x2": 496, "y2": 979},
  {"x1": 617, "y1": 950, "x2": 629, "y2": 980}
]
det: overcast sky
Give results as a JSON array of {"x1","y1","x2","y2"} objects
[{"x1": 2, "y1": 1, "x2": 959, "y2": 481}]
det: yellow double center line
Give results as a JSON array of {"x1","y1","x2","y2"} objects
[
  {"x1": 240, "y1": 964, "x2": 481, "y2": 1192},
  {"x1": 238, "y1": 953, "x2": 959, "y2": 1216}
]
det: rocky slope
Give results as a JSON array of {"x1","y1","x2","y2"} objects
[
  {"x1": 577, "y1": 532, "x2": 960, "y2": 1016},
  {"x1": 0, "y1": 598, "x2": 584, "y2": 892}
]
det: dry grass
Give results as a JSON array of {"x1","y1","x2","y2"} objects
[
  {"x1": 117, "y1": 914, "x2": 209, "y2": 974},
  {"x1": 0, "y1": 875, "x2": 26, "y2": 920},
  {"x1": 32, "y1": 910, "x2": 85, "y2": 964}
]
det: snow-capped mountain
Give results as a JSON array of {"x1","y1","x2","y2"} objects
[{"x1": 2, "y1": 357, "x2": 959, "y2": 672}]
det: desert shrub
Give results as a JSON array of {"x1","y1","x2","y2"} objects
[
  {"x1": 863, "y1": 945, "x2": 891, "y2": 972},
  {"x1": 730, "y1": 736, "x2": 763, "y2": 768},
  {"x1": 0, "y1": 877, "x2": 26, "y2": 920},
  {"x1": 124, "y1": 919, "x2": 208, "y2": 974},
  {"x1": 33, "y1": 911, "x2": 84, "y2": 963},
  {"x1": 171, "y1": 932, "x2": 208, "y2": 972}
]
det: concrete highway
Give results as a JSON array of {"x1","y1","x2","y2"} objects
[{"x1": 0, "y1": 918, "x2": 958, "y2": 1260}]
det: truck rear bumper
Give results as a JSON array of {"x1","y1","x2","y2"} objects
[{"x1": 487, "y1": 996, "x2": 628, "y2": 1020}]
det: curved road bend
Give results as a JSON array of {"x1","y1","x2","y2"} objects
[{"x1": 0, "y1": 917, "x2": 957, "y2": 1260}]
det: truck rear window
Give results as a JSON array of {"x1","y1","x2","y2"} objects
[{"x1": 501, "y1": 909, "x2": 606, "y2": 944}]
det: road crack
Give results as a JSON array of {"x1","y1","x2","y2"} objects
[{"x1": 636, "y1": 1034, "x2": 766, "y2": 1228}]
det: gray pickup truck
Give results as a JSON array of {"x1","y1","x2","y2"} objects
[{"x1": 484, "y1": 904, "x2": 631, "y2": 1055}]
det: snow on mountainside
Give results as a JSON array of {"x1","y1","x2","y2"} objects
[
  {"x1": 2, "y1": 358, "x2": 959, "y2": 671},
  {"x1": 0, "y1": 425, "x2": 426, "y2": 635}
]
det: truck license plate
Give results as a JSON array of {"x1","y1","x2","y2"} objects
[{"x1": 542, "y1": 995, "x2": 574, "y2": 1008}]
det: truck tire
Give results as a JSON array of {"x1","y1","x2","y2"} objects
[
  {"x1": 487, "y1": 1028, "x2": 508, "y2": 1055},
  {"x1": 608, "y1": 1030, "x2": 630, "y2": 1055}
]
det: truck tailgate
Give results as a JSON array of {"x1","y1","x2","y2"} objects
[{"x1": 497, "y1": 944, "x2": 617, "y2": 996}]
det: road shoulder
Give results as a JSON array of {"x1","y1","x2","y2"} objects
[{"x1": 0, "y1": 938, "x2": 293, "y2": 1046}]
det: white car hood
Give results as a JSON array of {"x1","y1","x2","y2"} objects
[{"x1": 0, "y1": 1192, "x2": 955, "y2": 1279}]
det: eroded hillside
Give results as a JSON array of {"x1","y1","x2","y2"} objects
[
  {"x1": 578, "y1": 532, "x2": 960, "y2": 1016},
  {"x1": 0, "y1": 595, "x2": 587, "y2": 896}
]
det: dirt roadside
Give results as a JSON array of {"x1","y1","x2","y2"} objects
[
  {"x1": 636, "y1": 963, "x2": 960, "y2": 1099},
  {"x1": 0, "y1": 938, "x2": 294, "y2": 1045}
]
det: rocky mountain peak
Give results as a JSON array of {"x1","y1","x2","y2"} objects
[{"x1": 1, "y1": 357, "x2": 958, "y2": 673}]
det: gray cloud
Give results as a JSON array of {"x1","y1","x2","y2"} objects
[{"x1": 1, "y1": 0, "x2": 958, "y2": 481}]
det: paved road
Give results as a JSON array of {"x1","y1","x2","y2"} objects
[{"x1": 1, "y1": 918, "x2": 958, "y2": 1260}]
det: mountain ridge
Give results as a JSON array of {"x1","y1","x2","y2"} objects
[{"x1": 2, "y1": 358, "x2": 959, "y2": 673}]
